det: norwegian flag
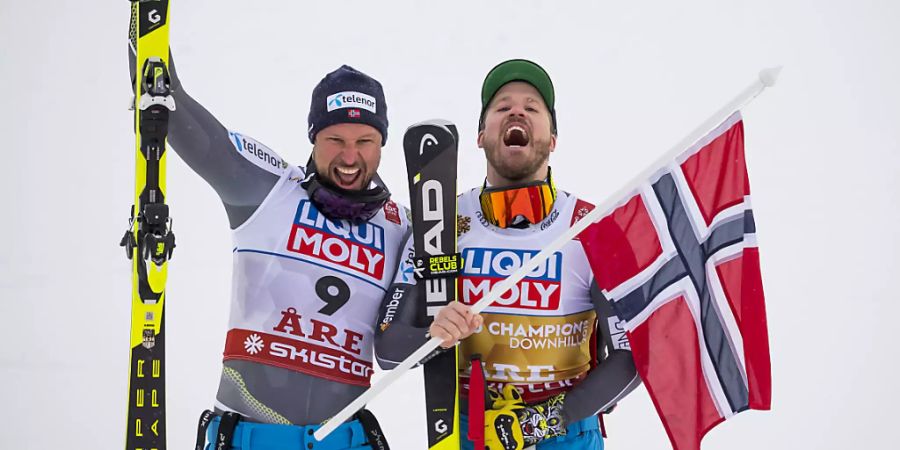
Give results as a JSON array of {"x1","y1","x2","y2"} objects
[{"x1": 579, "y1": 112, "x2": 771, "y2": 450}]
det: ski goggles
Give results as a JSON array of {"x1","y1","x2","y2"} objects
[{"x1": 479, "y1": 174, "x2": 557, "y2": 229}]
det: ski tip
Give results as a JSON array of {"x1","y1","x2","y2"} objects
[
  {"x1": 406, "y1": 119, "x2": 456, "y2": 133},
  {"x1": 759, "y1": 66, "x2": 782, "y2": 88}
]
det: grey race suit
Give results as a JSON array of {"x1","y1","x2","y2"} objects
[{"x1": 129, "y1": 50, "x2": 410, "y2": 425}]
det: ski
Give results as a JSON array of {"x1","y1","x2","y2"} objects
[
  {"x1": 120, "y1": 1, "x2": 175, "y2": 449},
  {"x1": 403, "y1": 120, "x2": 461, "y2": 450}
]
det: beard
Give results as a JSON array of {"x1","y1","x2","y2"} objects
[
  {"x1": 312, "y1": 147, "x2": 376, "y2": 192},
  {"x1": 316, "y1": 161, "x2": 373, "y2": 192},
  {"x1": 482, "y1": 135, "x2": 552, "y2": 182}
]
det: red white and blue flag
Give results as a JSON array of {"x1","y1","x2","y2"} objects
[{"x1": 579, "y1": 112, "x2": 771, "y2": 450}]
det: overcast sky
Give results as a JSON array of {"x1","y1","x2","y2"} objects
[{"x1": 1, "y1": 0, "x2": 898, "y2": 449}]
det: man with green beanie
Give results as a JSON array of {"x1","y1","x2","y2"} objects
[
  {"x1": 375, "y1": 59, "x2": 642, "y2": 449},
  {"x1": 463, "y1": 58, "x2": 642, "y2": 450}
]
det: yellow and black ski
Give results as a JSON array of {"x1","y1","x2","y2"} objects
[{"x1": 120, "y1": 1, "x2": 174, "y2": 449}]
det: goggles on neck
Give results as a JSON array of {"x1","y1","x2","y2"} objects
[{"x1": 479, "y1": 168, "x2": 557, "y2": 229}]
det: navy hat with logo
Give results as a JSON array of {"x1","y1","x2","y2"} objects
[{"x1": 308, "y1": 65, "x2": 389, "y2": 145}]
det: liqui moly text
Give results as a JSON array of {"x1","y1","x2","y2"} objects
[{"x1": 287, "y1": 200, "x2": 386, "y2": 279}]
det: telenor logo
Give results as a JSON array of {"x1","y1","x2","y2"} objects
[
  {"x1": 228, "y1": 131, "x2": 288, "y2": 176},
  {"x1": 326, "y1": 91, "x2": 377, "y2": 113},
  {"x1": 287, "y1": 200, "x2": 386, "y2": 279},
  {"x1": 459, "y1": 247, "x2": 563, "y2": 310}
]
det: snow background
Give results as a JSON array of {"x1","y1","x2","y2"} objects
[{"x1": 2, "y1": 0, "x2": 898, "y2": 448}]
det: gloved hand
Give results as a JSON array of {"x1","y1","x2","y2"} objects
[
  {"x1": 516, "y1": 392, "x2": 567, "y2": 446},
  {"x1": 484, "y1": 385, "x2": 567, "y2": 450},
  {"x1": 484, "y1": 385, "x2": 526, "y2": 450}
]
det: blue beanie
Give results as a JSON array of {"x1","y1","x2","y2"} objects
[{"x1": 308, "y1": 65, "x2": 388, "y2": 145}]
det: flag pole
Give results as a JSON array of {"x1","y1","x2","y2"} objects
[{"x1": 313, "y1": 66, "x2": 781, "y2": 442}]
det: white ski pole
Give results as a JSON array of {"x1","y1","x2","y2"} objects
[{"x1": 314, "y1": 67, "x2": 781, "y2": 441}]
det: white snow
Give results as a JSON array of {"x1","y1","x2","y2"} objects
[{"x1": 2, "y1": 1, "x2": 899, "y2": 449}]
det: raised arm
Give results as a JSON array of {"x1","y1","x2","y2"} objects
[{"x1": 128, "y1": 23, "x2": 281, "y2": 228}]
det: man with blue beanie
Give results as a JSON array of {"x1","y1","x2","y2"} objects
[{"x1": 127, "y1": 11, "x2": 480, "y2": 448}]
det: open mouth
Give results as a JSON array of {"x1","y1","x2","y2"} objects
[
  {"x1": 503, "y1": 124, "x2": 530, "y2": 147},
  {"x1": 332, "y1": 166, "x2": 362, "y2": 187}
]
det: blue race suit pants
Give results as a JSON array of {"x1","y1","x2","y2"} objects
[{"x1": 204, "y1": 416, "x2": 372, "y2": 450}]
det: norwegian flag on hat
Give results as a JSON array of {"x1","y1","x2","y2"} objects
[
  {"x1": 579, "y1": 112, "x2": 771, "y2": 450},
  {"x1": 348, "y1": 109, "x2": 361, "y2": 118}
]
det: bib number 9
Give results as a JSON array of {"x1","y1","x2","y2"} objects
[{"x1": 315, "y1": 276, "x2": 350, "y2": 315}]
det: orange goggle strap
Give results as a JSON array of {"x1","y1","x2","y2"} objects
[{"x1": 479, "y1": 172, "x2": 557, "y2": 228}]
